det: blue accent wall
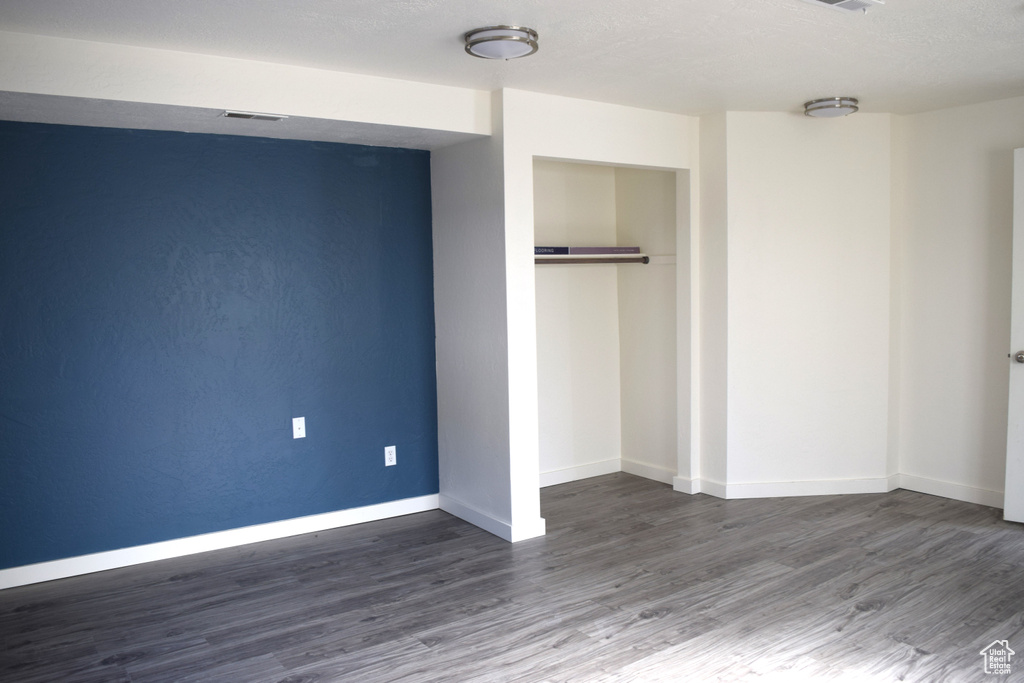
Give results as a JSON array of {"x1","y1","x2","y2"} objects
[{"x1": 0, "y1": 121, "x2": 438, "y2": 569}]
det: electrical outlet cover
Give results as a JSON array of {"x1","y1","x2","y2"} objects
[{"x1": 385, "y1": 445, "x2": 396, "y2": 466}]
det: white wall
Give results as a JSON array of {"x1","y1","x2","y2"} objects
[
  {"x1": 533, "y1": 162, "x2": 679, "y2": 488},
  {"x1": 616, "y1": 168, "x2": 678, "y2": 482},
  {"x1": 524, "y1": 96, "x2": 1024, "y2": 510},
  {"x1": 897, "y1": 96, "x2": 1024, "y2": 506},
  {"x1": 0, "y1": 31, "x2": 490, "y2": 141},
  {"x1": 534, "y1": 161, "x2": 623, "y2": 484},
  {"x1": 888, "y1": 115, "x2": 906, "y2": 481},
  {"x1": 431, "y1": 110, "x2": 517, "y2": 537},
  {"x1": 501, "y1": 90, "x2": 695, "y2": 526},
  {"x1": 697, "y1": 113, "x2": 730, "y2": 492},
  {"x1": 699, "y1": 111, "x2": 894, "y2": 497}
]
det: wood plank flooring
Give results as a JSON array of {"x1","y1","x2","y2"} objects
[{"x1": 3, "y1": 473, "x2": 1024, "y2": 682}]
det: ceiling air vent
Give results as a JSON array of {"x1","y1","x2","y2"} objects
[
  {"x1": 222, "y1": 110, "x2": 288, "y2": 122},
  {"x1": 802, "y1": 0, "x2": 884, "y2": 13}
]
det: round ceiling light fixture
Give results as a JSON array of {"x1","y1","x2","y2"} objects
[
  {"x1": 464, "y1": 25, "x2": 539, "y2": 60},
  {"x1": 804, "y1": 97, "x2": 859, "y2": 118}
]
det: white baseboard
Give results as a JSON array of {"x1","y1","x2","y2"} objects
[
  {"x1": 4, "y1": 472, "x2": 1000, "y2": 591},
  {"x1": 439, "y1": 495, "x2": 546, "y2": 542},
  {"x1": 699, "y1": 477, "x2": 895, "y2": 500},
  {"x1": 621, "y1": 459, "x2": 675, "y2": 485},
  {"x1": 509, "y1": 516, "x2": 547, "y2": 542},
  {"x1": 0, "y1": 494, "x2": 440, "y2": 591},
  {"x1": 899, "y1": 474, "x2": 1003, "y2": 508},
  {"x1": 539, "y1": 459, "x2": 620, "y2": 487},
  {"x1": 701, "y1": 478, "x2": 728, "y2": 498},
  {"x1": 673, "y1": 476, "x2": 701, "y2": 494},
  {"x1": 540, "y1": 459, "x2": 676, "y2": 488}
]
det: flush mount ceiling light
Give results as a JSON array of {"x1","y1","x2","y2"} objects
[
  {"x1": 464, "y1": 25, "x2": 539, "y2": 60},
  {"x1": 804, "y1": 97, "x2": 859, "y2": 118}
]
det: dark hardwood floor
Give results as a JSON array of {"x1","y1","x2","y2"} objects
[{"x1": 3, "y1": 473, "x2": 1023, "y2": 682}]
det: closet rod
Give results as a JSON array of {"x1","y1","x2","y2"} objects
[{"x1": 535, "y1": 256, "x2": 649, "y2": 265}]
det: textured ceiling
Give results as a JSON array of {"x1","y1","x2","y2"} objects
[{"x1": 1, "y1": 0, "x2": 1022, "y2": 116}]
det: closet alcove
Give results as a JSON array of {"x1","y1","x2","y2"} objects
[{"x1": 533, "y1": 158, "x2": 680, "y2": 489}]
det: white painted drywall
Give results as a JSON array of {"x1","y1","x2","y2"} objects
[
  {"x1": 502, "y1": 89, "x2": 695, "y2": 171},
  {"x1": 431, "y1": 98, "x2": 515, "y2": 534},
  {"x1": 897, "y1": 96, "x2": 1024, "y2": 504},
  {"x1": 534, "y1": 161, "x2": 624, "y2": 481},
  {"x1": 0, "y1": 31, "x2": 490, "y2": 140},
  {"x1": 502, "y1": 89, "x2": 695, "y2": 507},
  {"x1": 713, "y1": 112, "x2": 893, "y2": 492},
  {"x1": 533, "y1": 162, "x2": 679, "y2": 487},
  {"x1": 616, "y1": 167, "x2": 678, "y2": 480},
  {"x1": 888, "y1": 115, "x2": 906, "y2": 480},
  {"x1": 697, "y1": 113, "x2": 730, "y2": 490}
]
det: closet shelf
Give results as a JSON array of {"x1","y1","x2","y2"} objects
[{"x1": 535, "y1": 254, "x2": 649, "y2": 265}]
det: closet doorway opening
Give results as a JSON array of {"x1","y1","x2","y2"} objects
[{"x1": 533, "y1": 158, "x2": 688, "y2": 499}]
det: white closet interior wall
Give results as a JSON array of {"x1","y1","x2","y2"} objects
[{"x1": 534, "y1": 159, "x2": 677, "y2": 487}]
